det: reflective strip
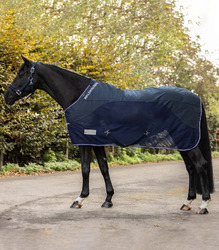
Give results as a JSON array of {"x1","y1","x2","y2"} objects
[{"x1": 84, "y1": 129, "x2": 97, "y2": 135}]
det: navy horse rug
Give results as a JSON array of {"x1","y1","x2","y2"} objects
[{"x1": 65, "y1": 80, "x2": 201, "y2": 150}]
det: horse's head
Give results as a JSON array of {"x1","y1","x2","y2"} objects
[{"x1": 4, "y1": 56, "x2": 38, "y2": 105}]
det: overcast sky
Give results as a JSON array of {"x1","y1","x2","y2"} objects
[{"x1": 175, "y1": 0, "x2": 219, "y2": 67}]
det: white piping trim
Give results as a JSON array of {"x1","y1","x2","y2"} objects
[{"x1": 64, "y1": 80, "x2": 97, "y2": 112}]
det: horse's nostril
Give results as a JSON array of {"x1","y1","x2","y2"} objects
[{"x1": 4, "y1": 91, "x2": 15, "y2": 105}]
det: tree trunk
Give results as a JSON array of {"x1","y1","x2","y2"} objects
[
  {"x1": 112, "y1": 146, "x2": 115, "y2": 157},
  {"x1": 66, "y1": 139, "x2": 69, "y2": 160},
  {"x1": 0, "y1": 151, "x2": 3, "y2": 170}
]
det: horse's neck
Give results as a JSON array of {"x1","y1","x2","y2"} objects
[{"x1": 36, "y1": 63, "x2": 91, "y2": 109}]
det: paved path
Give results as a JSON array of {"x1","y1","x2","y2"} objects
[{"x1": 0, "y1": 159, "x2": 219, "y2": 250}]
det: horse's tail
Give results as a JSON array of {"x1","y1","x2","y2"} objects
[{"x1": 195, "y1": 105, "x2": 215, "y2": 194}]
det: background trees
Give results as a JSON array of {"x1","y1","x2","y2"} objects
[{"x1": 0, "y1": 0, "x2": 218, "y2": 166}]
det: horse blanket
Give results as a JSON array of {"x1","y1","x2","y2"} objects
[{"x1": 65, "y1": 80, "x2": 201, "y2": 150}]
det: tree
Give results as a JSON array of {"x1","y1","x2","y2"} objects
[
  {"x1": 0, "y1": 0, "x2": 218, "y2": 166},
  {"x1": 0, "y1": 9, "x2": 69, "y2": 164}
]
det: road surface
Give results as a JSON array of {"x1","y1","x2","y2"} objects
[{"x1": 0, "y1": 159, "x2": 219, "y2": 250}]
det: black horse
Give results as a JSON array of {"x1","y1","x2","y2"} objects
[{"x1": 4, "y1": 56, "x2": 214, "y2": 214}]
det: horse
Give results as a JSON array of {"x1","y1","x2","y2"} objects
[{"x1": 4, "y1": 56, "x2": 214, "y2": 214}]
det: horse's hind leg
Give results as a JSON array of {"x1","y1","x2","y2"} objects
[
  {"x1": 186, "y1": 147, "x2": 211, "y2": 214},
  {"x1": 93, "y1": 146, "x2": 114, "y2": 208},
  {"x1": 180, "y1": 151, "x2": 197, "y2": 211},
  {"x1": 71, "y1": 146, "x2": 92, "y2": 208}
]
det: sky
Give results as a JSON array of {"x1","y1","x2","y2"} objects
[{"x1": 175, "y1": 0, "x2": 219, "y2": 67}]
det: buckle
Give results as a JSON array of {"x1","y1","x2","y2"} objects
[
  {"x1": 16, "y1": 90, "x2": 21, "y2": 95},
  {"x1": 30, "y1": 67, "x2": 35, "y2": 74}
]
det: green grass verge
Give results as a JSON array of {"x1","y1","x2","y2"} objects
[
  {"x1": 1, "y1": 151, "x2": 218, "y2": 176},
  {"x1": 107, "y1": 151, "x2": 182, "y2": 166},
  {"x1": 0, "y1": 160, "x2": 80, "y2": 176}
]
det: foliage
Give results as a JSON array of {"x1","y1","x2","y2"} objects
[
  {"x1": 43, "y1": 148, "x2": 57, "y2": 162},
  {"x1": 108, "y1": 148, "x2": 182, "y2": 165},
  {"x1": 212, "y1": 151, "x2": 219, "y2": 158},
  {"x1": 0, "y1": 163, "x2": 20, "y2": 174},
  {"x1": 1, "y1": 149, "x2": 218, "y2": 176},
  {"x1": 44, "y1": 160, "x2": 80, "y2": 171},
  {"x1": 0, "y1": 160, "x2": 80, "y2": 175},
  {"x1": 0, "y1": 0, "x2": 218, "y2": 167}
]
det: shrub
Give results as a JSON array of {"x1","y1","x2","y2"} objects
[
  {"x1": 44, "y1": 160, "x2": 80, "y2": 172},
  {"x1": 23, "y1": 163, "x2": 43, "y2": 175},
  {"x1": 212, "y1": 151, "x2": 219, "y2": 157},
  {"x1": 43, "y1": 149, "x2": 57, "y2": 162},
  {"x1": 108, "y1": 149, "x2": 182, "y2": 165},
  {"x1": 1, "y1": 163, "x2": 20, "y2": 174}
]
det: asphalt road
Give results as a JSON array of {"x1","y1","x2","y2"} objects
[{"x1": 0, "y1": 159, "x2": 219, "y2": 250}]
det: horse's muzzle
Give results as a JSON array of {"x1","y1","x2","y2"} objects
[{"x1": 4, "y1": 89, "x2": 16, "y2": 105}]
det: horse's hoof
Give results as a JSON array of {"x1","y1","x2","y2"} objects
[
  {"x1": 70, "y1": 201, "x2": 82, "y2": 209},
  {"x1": 101, "y1": 201, "x2": 113, "y2": 208},
  {"x1": 196, "y1": 208, "x2": 209, "y2": 214},
  {"x1": 180, "y1": 204, "x2": 191, "y2": 211}
]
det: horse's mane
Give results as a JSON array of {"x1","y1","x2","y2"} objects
[{"x1": 43, "y1": 62, "x2": 90, "y2": 80}]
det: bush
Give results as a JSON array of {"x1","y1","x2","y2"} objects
[
  {"x1": 1, "y1": 150, "x2": 217, "y2": 176},
  {"x1": 55, "y1": 152, "x2": 68, "y2": 162},
  {"x1": 43, "y1": 149, "x2": 57, "y2": 162},
  {"x1": 44, "y1": 160, "x2": 80, "y2": 172},
  {"x1": 23, "y1": 163, "x2": 44, "y2": 175},
  {"x1": 108, "y1": 148, "x2": 182, "y2": 165},
  {"x1": 212, "y1": 151, "x2": 219, "y2": 157},
  {"x1": 0, "y1": 160, "x2": 80, "y2": 175},
  {"x1": 1, "y1": 163, "x2": 20, "y2": 174}
]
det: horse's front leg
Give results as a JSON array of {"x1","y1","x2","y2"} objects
[
  {"x1": 93, "y1": 146, "x2": 114, "y2": 208},
  {"x1": 71, "y1": 146, "x2": 92, "y2": 208}
]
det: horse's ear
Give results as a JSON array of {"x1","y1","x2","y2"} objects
[{"x1": 21, "y1": 55, "x2": 31, "y2": 65}]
